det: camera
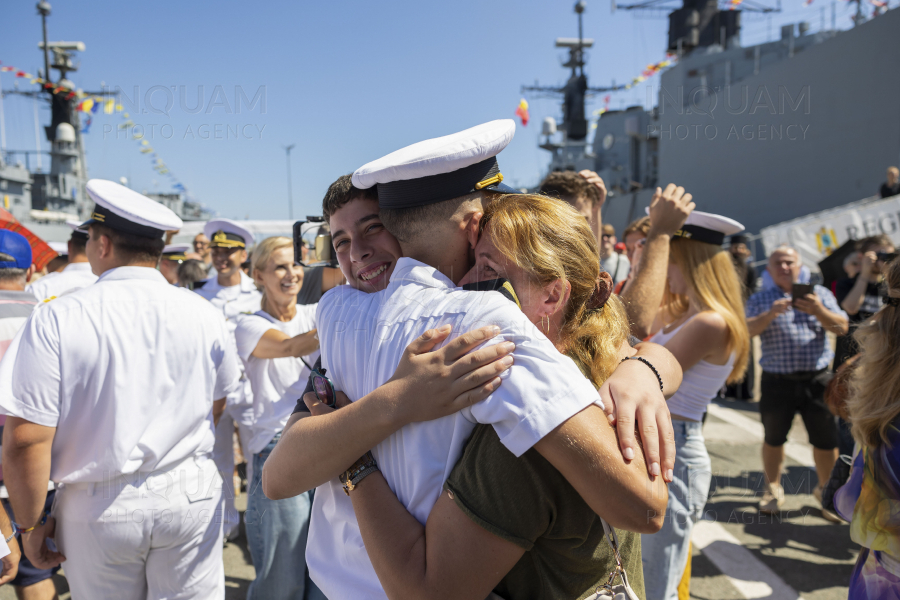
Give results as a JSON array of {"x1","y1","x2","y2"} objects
[{"x1": 293, "y1": 216, "x2": 337, "y2": 268}]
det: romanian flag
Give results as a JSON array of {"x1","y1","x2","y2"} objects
[{"x1": 515, "y1": 98, "x2": 529, "y2": 126}]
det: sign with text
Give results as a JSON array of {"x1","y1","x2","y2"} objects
[{"x1": 760, "y1": 194, "x2": 900, "y2": 270}]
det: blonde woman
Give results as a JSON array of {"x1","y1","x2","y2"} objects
[
  {"x1": 307, "y1": 194, "x2": 672, "y2": 600},
  {"x1": 641, "y1": 211, "x2": 750, "y2": 600},
  {"x1": 835, "y1": 257, "x2": 900, "y2": 596},
  {"x1": 232, "y1": 236, "x2": 323, "y2": 600}
]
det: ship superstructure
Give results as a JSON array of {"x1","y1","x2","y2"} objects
[{"x1": 533, "y1": 2, "x2": 900, "y2": 238}]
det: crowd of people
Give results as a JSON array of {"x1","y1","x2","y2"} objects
[{"x1": 0, "y1": 118, "x2": 896, "y2": 600}]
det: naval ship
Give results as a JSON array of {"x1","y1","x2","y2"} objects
[
  {"x1": 532, "y1": 0, "x2": 900, "y2": 240},
  {"x1": 0, "y1": 2, "x2": 211, "y2": 243}
]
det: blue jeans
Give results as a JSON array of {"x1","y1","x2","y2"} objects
[
  {"x1": 641, "y1": 420, "x2": 712, "y2": 600},
  {"x1": 246, "y1": 433, "x2": 325, "y2": 600}
]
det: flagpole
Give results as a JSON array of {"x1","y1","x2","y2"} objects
[{"x1": 284, "y1": 144, "x2": 295, "y2": 221}]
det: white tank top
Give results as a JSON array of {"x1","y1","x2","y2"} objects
[{"x1": 649, "y1": 315, "x2": 735, "y2": 421}]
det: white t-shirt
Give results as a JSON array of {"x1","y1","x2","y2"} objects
[
  {"x1": 0, "y1": 267, "x2": 242, "y2": 483},
  {"x1": 26, "y1": 262, "x2": 98, "y2": 301},
  {"x1": 234, "y1": 305, "x2": 319, "y2": 455},
  {"x1": 306, "y1": 258, "x2": 603, "y2": 599}
]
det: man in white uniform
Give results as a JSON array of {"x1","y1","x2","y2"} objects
[
  {"x1": 195, "y1": 218, "x2": 261, "y2": 540},
  {"x1": 281, "y1": 121, "x2": 674, "y2": 598},
  {"x1": 0, "y1": 179, "x2": 241, "y2": 600},
  {"x1": 26, "y1": 221, "x2": 98, "y2": 301}
]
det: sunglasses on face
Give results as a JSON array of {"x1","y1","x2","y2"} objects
[{"x1": 876, "y1": 252, "x2": 898, "y2": 263}]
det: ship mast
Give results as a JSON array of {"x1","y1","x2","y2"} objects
[{"x1": 522, "y1": 2, "x2": 617, "y2": 144}]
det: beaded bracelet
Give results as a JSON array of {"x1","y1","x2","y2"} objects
[
  {"x1": 4, "y1": 523, "x2": 16, "y2": 544},
  {"x1": 11, "y1": 508, "x2": 49, "y2": 536},
  {"x1": 340, "y1": 451, "x2": 379, "y2": 495},
  {"x1": 621, "y1": 356, "x2": 664, "y2": 393}
]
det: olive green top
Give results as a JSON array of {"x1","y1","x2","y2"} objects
[{"x1": 444, "y1": 424, "x2": 645, "y2": 600}]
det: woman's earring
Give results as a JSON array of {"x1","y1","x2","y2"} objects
[{"x1": 542, "y1": 315, "x2": 550, "y2": 333}]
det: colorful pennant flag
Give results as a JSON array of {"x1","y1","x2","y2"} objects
[{"x1": 515, "y1": 98, "x2": 529, "y2": 126}]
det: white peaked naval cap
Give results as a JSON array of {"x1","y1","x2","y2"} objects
[
  {"x1": 646, "y1": 207, "x2": 744, "y2": 246},
  {"x1": 48, "y1": 242, "x2": 68, "y2": 255},
  {"x1": 204, "y1": 218, "x2": 254, "y2": 249},
  {"x1": 82, "y1": 179, "x2": 183, "y2": 238},
  {"x1": 352, "y1": 119, "x2": 520, "y2": 209}
]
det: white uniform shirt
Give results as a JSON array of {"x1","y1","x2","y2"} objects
[
  {"x1": 0, "y1": 266, "x2": 242, "y2": 484},
  {"x1": 194, "y1": 271, "x2": 262, "y2": 334},
  {"x1": 26, "y1": 262, "x2": 98, "y2": 301},
  {"x1": 234, "y1": 305, "x2": 319, "y2": 455},
  {"x1": 307, "y1": 258, "x2": 603, "y2": 599}
]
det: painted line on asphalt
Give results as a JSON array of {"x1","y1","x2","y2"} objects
[
  {"x1": 706, "y1": 403, "x2": 815, "y2": 468},
  {"x1": 693, "y1": 520, "x2": 804, "y2": 600}
]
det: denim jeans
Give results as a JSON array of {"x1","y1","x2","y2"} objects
[
  {"x1": 246, "y1": 432, "x2": 325, "y2": 600},
  {"x1": 641, "y1": 420, "x2": 712, "y2": 600}
]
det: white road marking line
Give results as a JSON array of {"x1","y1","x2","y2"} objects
[
  {"x1": 706, "y1": 403, "x2": 815, "y2": 468},
  {"x1": 693, "y1": 520, "x2": 804, "y2": 600}
]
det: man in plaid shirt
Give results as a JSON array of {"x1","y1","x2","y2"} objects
[{"x1": 746, "y1": 246, "x2": 848, "y2": 516}]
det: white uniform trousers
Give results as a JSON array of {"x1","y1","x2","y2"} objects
[
  {"x1": 54, "y1": 456, "x2": 225, "y2": 600},
  {"x1": 212, "y1": 411, "x2": 238, "y2": 538}
]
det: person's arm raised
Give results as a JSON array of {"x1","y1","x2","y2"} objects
[
  {"x1": 262, "y1": 325, "x2": 515, "y2": 500},
  {"x1": 620, "y1": 184, "x2": 695, "y2": 339},
  {"x1": 251, "y1": 328, "x2": 319, "y2": 359},
  {"x1": 795, "y1": 292, "x2": 849, "y2": 335},
  {"x1": 839, "y1": 254, "x2": 875, "y2": 315},
  {"x1": 747, "y1": 297, "x2": 790, "y2": 337}
]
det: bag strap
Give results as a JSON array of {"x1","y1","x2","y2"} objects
[{"x1": 600, "y1": 518, "x2": 625, "y2": 573}]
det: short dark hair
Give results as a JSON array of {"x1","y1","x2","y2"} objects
[
  {"x1": 69, "y1": 235, "x2": 87, "y2": 256},
  {"x1": 859, "y1": 234, "x2": 894, "y2": 253},
  {"x1": 539, "y1": 171, "x2": 600, "y2": 206},
  {"x1": 623, "y1": 216, "x2": 651, "y2": 239},
  {"x1": 378, "y1": 198, "x2": 462, "y2": 243},
  {"x1": 91, "y1": 224, "x2": 164, "y2": 263},
  {"x1": 322, "y1": 174, "x2": 378, "y2": 222},
  {"x1": 178, "y1": 259, "x2": 208, "y2": 288}
]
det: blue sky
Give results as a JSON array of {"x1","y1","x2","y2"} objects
[{"x1": 1, "y1": 0, "x2": 861, "y2": 220}]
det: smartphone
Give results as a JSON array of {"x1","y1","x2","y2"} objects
[
  {"x1": 792, "y1": 283, "x2": 814, "y2": 303},
  {"x1": 309, "y1": 367, "x2": 336, "y2": 408}
]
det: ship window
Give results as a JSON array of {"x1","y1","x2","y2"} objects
[{"x1": 687, "y1": 69, "x2": 699, "y2": 77}]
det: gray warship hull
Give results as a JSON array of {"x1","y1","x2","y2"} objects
[{"x1": 542, "y1": 6, "x2": 900, "y2": 240}]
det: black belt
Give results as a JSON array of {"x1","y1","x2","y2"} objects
[{"x1": 763, "y1": 369, "x2": 826, "y2": 381}]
